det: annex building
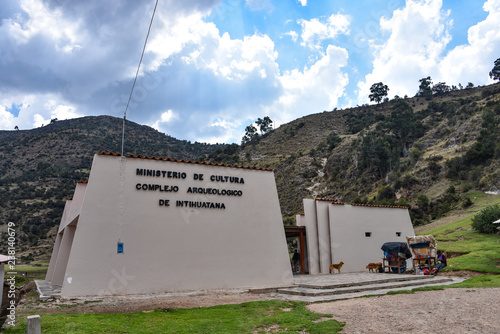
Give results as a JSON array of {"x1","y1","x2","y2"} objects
[{"x1": 296, "y1": 198, "x2": 416, "y2": 274}]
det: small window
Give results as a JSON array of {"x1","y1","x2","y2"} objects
[
  {"x1": 365, "y1": 232, "x2": 372, "y2": 237},
  {"x1": 396, "y1": 232, "x2": 402, "y2": 237}
]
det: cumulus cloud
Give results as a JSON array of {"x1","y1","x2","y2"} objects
[
  {"x1": 263, "y1": 45, "x2": 349, "y2": 126},
  {"x1": 285, "y1": 30, "x2": 299, "y2": 43},
  {"x1": 357, "y1": 0, "x2": 452, "y2": 102},
  {"x1": 357, "y1": 0, "x2": 500, "y2": 104},
  {"x1": 438, "y1": 0, "x2": 500, "y2": 85},
  {"x1": 298, "y1": 13, "x2": 351, "y2": 50}
]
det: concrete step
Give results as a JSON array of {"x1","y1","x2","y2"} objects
[
  {"x1": 277, "y1": 276, "x2": 453, "y2": 297},
  {"x1": 272, "y1": 277, "x2": 464, "y2": 303},
  {"x1": 297, "y1": 274, "x2": 435, "y2": 290}
]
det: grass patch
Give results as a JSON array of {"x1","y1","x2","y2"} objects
[
  {"x1": 387, "y1": 275, "x2": 500, "y2": 295},
  {"x1": 411, "y1": 285, "x2": 445, "y2": 292},
  {"x1": 3, "y1": 300, "x2": 344, "y2": 334},
  {"x1": 10, "y1": 275, "x2": 31, "y2": 288},
  {"x1": 417, "y1": 197, "x2": 500, "y2": 274},
  {"x1": 14, "y1": 264, "x2": 48, "y2": 273},
  {"x1": 465, "y1": 191, "x2": 500, "y2": 211},
  {"x1": 449, "y1": 275, "x2": 500, "y2": 288},
  {"x1": 386, "y1": 290, "x2": 414, "y2": 295},
  {"x1": 13, "y1": 264, "x2": 48, "y2": 280}
]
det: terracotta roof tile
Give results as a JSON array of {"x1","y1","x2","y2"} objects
[
  {"x1": 315, "y1": 197, "x2": 342, "y2": 203},
  {"x1": 350, "y1": 203, "x2": 409, "y2": 209},
  {"x1": 314, "y1": 197, "x2": 407, "y2": 209},
  {"x1": 98, "y1": 152, "x2": 274, "y2": 171}
]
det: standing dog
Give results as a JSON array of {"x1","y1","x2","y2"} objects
[
  {"x1": 366, "y1": 262, "x2": 382, "y2": 273},
  {"x1": 329, "y1": 261, "x2": 344, "y2": 274}
]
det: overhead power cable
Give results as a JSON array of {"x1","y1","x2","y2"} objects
[{"x1": 121, "y1": 0, "x2": 159, "y2": 156}]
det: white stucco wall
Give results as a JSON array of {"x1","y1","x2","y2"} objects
[
  {"x1": 329, "y1": 204, "x2": 415, "y2": 272},
  {"x1": 303, "y1": 199, "x2": 320, "y2": 275},
  {"x1": 316, "y1": 200, "x2": 332, "y2": 274},
  {"x1": 58, "y1": 154, "x2": 292, "y2": 297}
]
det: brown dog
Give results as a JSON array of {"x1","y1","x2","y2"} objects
[
  {"x1": 366, "y1": 262, "x2": 382, "y2": 273},
  {"x1": 329, "y1": 261, "x2": 344, "y2": 274}
]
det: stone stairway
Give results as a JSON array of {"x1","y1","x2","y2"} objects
[{"x1": 268, "y1": 273, "x2": 463, "y2": 303}]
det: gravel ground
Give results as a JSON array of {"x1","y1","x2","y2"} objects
[{"x1": 308, "y1": 288, "x2": 500, "y2": 334}]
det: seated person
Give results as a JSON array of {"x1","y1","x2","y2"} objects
[{"x1": 431, "y1": 250, "x2": 447, "y2": 275}]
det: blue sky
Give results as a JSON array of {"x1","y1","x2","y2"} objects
[{"x1": 0, "y1": 0, "x2": 499, "y2": 144}]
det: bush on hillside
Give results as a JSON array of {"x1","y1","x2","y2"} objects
[{"x1": 471, "y1": 204, "x2": 500, "y2": 234}]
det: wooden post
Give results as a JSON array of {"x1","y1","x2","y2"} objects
[{"x1": 27, "y1": 315, "x2": 41, "y2": 334}]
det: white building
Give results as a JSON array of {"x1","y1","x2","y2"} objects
[
  {"x1": 45, "y1": 152, "x2": 293, "y2": 298},
  {"x1": 302, "y1": 198, "x2": 415, "y2": 274}
]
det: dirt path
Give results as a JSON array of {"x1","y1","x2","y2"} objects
[{"x1": 308, "y1": 288, "x2": 500, "y2": 334}]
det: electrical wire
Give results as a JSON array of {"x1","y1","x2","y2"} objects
[{"x1": 121, "y1": 0, "x2": 159, "y2": 156}]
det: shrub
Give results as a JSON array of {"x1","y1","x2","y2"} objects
[{"x1": 471, "y1": 204, "x2": 500, "y2": 234}]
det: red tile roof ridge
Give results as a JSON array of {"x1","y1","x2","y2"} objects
[
  {"x1": 315, "y1": 197, "x2": 342, "y2": 202},
  {"x1": 349, "y1": 203, "x2": 409, "y2": 209},
  {"x1": 98, "y1": 152, "x2": 274, "y2": 171}
]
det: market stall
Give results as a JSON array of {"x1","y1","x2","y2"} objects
[
  {"x1": 406, "y1": 235, "x2": 437, "y2": 275},
  {"x1": 381, "y1": 242, "x2": 412, "y2": 274}
]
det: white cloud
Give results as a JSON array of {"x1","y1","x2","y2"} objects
[
  {"x1": 298, "y1": 13, "x2": 351, "y2": 50},
  {"x1": 298, "y1": 0, "x2": 307, "y2": 6},
  {"x1": 44, "y1": 101, "x2": 82, "y2": 121},
  {"x1": 33, "y1": 113, "x2": 49, "y2": 128},
  {"x1": 357, "y1": 0, "x2": 453, "y2": 102},
  {"x1": 7, "y1": 0, "x2": 81, "y2": 48},
  {"x1": 285, "y1": 30, "x2": 299, "y2": 43},
  {"x1": 438, "y1": 0, "x2": 500, "y2": 85},
  {"x1": 150, "y1": 109, "x2": 177, "y2": 131},
  {"x1": 0, "y1": 106, "x2": 17, "y2": 130},
  {"x1": 180, "y1": 31, "x2": 279, "y2": 81},
  {"x1": 146, "y1": 12, "x2": 219, "y2": 73},
  {"x1": 358, "y1": 0, "x2": 500, "y2": 104},
  {"x1": 265, "y1": 45, "x2": 349, "y2": 125}
]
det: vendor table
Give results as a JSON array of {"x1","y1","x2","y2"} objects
[
  {"x1": 413, "y1": 257, "x2": 437, "y2": 274},
  {"x1": 383, "y1": 257, "x2": 406, "y2": 273}
]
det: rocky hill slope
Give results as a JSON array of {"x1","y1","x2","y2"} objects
[
  {"x1": 0, "y1": 83, "x2": 499, "y2": 261},
  {"x1": 0, "y1": 116, "x2": 224, "y2": 259},
  {"x1": 208, "y1": 83, "x2": 500, "y2": 223}
]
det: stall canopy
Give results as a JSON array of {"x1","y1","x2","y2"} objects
[
  {"x1": 406, "y1": 235, "x2": 437, "y2": 258},
  {"x1": 381, "y1": 242, "x2": 412, "y2": 259}
]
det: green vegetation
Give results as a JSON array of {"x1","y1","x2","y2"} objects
[
  {"x1": 471, "y1": 204, "x2": 500, "y2": 234},
  {"x1": 417, "y1": 195, "x2": 500, "y2": 274},
  {"x1": 490, "y1": 57, "x2": 500, "y2": 81},
  {"x1": 385, "y1": 275, "x2": 500, "y2": 295},
  {"x1": 369, "y1": 82, "x2": 389, "y2": 104},
  {"x1": 448, "y1": 274, "x2": 500, "y2": 288},
  {"x1": 3, "y1": 301, "x2": 344, "y2": 334},
  {"x1": 14, "y1": 264, "x2": 48, "y2": 279}
]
